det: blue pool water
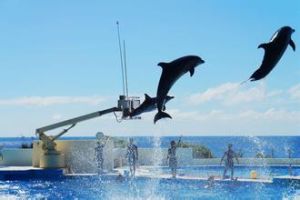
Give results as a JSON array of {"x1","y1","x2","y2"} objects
[
  {"x1": 0, "y1": 166, "x2": 299, "y2": 199},
  {"x1": 0, "y1": 175, "x2": 299, "y2": 200}
]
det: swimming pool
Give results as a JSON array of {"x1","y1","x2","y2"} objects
[
  {"x1": 0, "y1": 166, "x2": 299, "y2": 199},
  {"x1": 0, "y1": 175, "x2": 299, "y2": 200}
]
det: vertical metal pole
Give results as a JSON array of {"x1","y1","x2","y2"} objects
[
  {"x1": 116, "y1": 21, "x2": 125, "y2": 96},
  {"x1": 123, "y1": 40, "x2": 129, "y2": 98}
]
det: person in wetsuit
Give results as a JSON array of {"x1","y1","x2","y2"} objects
[
  {"x1": 126, "y1": 138, "x2": 138, "y2": 177},
  {"x1": 167, "y1": 137, "x2": 182, "y2": 178},
  {"x1": 95, "y1": 132, "x2": 108, "y2": 174},
  {"x1": 220, "y1": 144, "x2": 239, "y2": 180}
]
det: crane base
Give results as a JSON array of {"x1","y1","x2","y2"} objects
[{"x1": 40, "y1": 151, "x2": 66, "y2": 169}]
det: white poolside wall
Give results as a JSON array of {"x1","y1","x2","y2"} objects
[
  {"x1": 56, "y1": 140, "x2": 114, "y2": 173},
  {"x1": 32, "y1": 140, "x2": 114, "y2": 173},
  {"x1": 1, "y1": 140, "x2": 300, "y2": 174},
  {"x1": 0, "y1": 149, "x2": 32, "y2": 166}
]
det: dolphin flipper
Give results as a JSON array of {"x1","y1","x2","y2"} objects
[
  {"x1": 289, "y1": 39, "x2": 296, "y2": 51},
  {"x1": 167, "y1": 95, "x2": 175, "y2": 100},
  {"x1": 189, "y1": 68, "x2": 195, "y2": 77},
  {"x1": 154, "y1": 111, "x2": 172, "y2": 124}
]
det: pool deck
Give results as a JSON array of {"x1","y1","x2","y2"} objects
[
  {"x1": 114, "y1": 167, "x2": 273, "y2": 184},
  {"x1": 273, "y1": 175, "x2": 300, "y2": 180},
  {"x1": 0, "y1": 166, "x2": 39, "y2": 171}
]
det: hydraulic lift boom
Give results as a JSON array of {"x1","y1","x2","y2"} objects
[{"x1": 35, "y1": 96, "x2": 140, "y2": 153}]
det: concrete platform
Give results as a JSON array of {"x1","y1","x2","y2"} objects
[
  {"x1": 274, "y1": 175, "x2": 300, "y2": 180},
  {"x1": 0, "y1": 166, "x2": 64, "y2": 180},
  {"x1": 115, "y1": 167, "x2": 273, "y2": 184},
  {"x1": 2, "y1": 165, "x2": 299, "y2": 186}
]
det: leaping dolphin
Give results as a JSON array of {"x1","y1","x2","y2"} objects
[
  {"x1": 154, "y1": 55, "x2": 205, "y2": 123},
  {"x1": 129, "y1": 94, "x2": 174, "y2": 118},
  {"x1": 249, "y1": 26, "x2": 296, "y2": 81}
]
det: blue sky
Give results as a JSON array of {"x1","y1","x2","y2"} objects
[{"x1": 0, "y1": 0, "x2": 299, "y2": 137}]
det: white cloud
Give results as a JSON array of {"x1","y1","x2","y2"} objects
[
  {"x1": 167, "y1": 108, "x2": 300, "y2": 123},
  {"x1": 288, "y1": 84, "x2": 300, "y2": 100},
  {"x1": 188, "y1": 82, "x2": 239, "y2": 105},
  {"x1": 226, "y1": 86, "x2": 265, "y2": 105},
  {"x1": 3, "y1": 82, "x2": 300, "y2": 136},
  {"x1": 52, "y1": 114, "x2": 63, "y2": 120},
  {"x1": 0, "y1": 96, "x2": 106, "y2": 106},
  {"x1": 168, "y1": 109, "x2": 226, "y2": 121},
  {"x1": 237, "y1": 108, "x2": 300, "y2": 121},
  {"x1": 187, "y1": 82, "x2": 282, "y2": 106},
  {"x1": 99, "y1": 107, "x2": 296, "y2": 136}
]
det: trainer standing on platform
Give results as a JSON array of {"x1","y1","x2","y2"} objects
[
  {"x1": 167, "y1": 136, "x2": 182, "y2": 178},
  {"x1": 220, "y1": 144, "x2": 239, "y2": 180},
  {"x1": 126, "y1": 138, "x2": 138, "y2": 177},
  {"x1": 95, "y1": 132, "x2": 108, "y2": 174}
]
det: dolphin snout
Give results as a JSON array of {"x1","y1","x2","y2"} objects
[{"x1": 292, "y1": 29, "x2": 295, "y2": 32}]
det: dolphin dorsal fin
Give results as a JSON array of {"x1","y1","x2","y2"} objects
[
  {"x1": 158, "y1": 62, "x2": 169, "y2": 69},
  {"x1": 189, "y1": 68, "x2": 195, "y2": 77},
  {"x1": 289, "y1": 39, "x2": 296, "y2": 51},
  {"x1": 144, "y1": 93, "x2": 151, "y2": 101},
  {"x1": 258, "y1": 43, "x2": 270, "y2": 50}
]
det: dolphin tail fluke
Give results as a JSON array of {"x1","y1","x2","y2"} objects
[{"x1": 154, "y1": 111, "x2": 172, "y2": 124}]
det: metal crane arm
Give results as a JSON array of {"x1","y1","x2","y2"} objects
[
  {"x1": 35, "y1": 107, "x2": 122, "y2": 152},
  {"x1": 35, "y1": 95, "x2": 140, "y2": 153},
  {"x1": 36, "y1": 107, "x2": 121, "y2": 135}
]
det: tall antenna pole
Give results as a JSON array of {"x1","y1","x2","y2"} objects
[
  {"x1": 123, "y1": 40, "x2": 129, "y2": 98},
  {"x1": 116, "y1": 21, "x2": 125, "y2": 96}
]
